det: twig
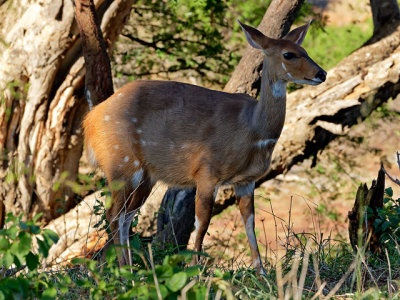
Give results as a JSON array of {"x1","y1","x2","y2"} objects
[
  {"x1": 148, "y1": 244, "x2": 162, "y2": 300},
  {"x1": 381, "y1": 161, "x2": 400, "y2": 187}
]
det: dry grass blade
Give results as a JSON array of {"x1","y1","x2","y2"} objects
[
  {"x1": 148, "y1": 243, "x2": 162, "y2": 300},
  {"x1": 385, "y1": 248, "x2": 393, "y2": 297},
  {"x1": 324, "y1": 260, "x2": 357, "y2": 299},
  {"x1": 276, "y1": 261, "x2": 284, "y2": 300},
  {"x1": 215, "y1": 289, "x2": 222, "y2": 300},
  {"x1": 310, "y1": 282, "x2": 327, "y2": 300},
  {"x1": 297, "y1": 241, "x2": 311, "y2": 298},
  {"x1": 312, "y1": 254, "x2": 322, "y2": 296},
  {"x1": 181, "y1": 279, "x2": 197, "y2": 300}
]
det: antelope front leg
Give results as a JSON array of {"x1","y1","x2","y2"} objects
[
  {"x1": 193, "y1": 182, "x2": 215, "y2": 263},
  {"x1": 237, "y1": 193, "x2": 266, "y2": 275}
]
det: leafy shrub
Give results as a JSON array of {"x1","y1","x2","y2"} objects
[
  {"x1": 370, "y1": 187, "x2": 400, "y2": 249},
  {"x1": 0, "y1": 213, "x2": 59, "y2": 299}
]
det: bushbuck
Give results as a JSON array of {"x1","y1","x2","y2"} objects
[{"x1": 83, "y1": 20, "x2": 326, "y2": 274}]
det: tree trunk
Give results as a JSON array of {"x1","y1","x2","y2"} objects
[
  {"x1": 0, "y1": 0, "x2": 132, "y2": 223},
  {"x1": 370, "y1": 0, "x2": 400, "y2": 37},
  {"x1": 155, "y1": 0, "x2": 400, "y2": 247}
]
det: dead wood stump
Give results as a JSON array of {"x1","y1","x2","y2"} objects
[{"x1": 348, "y1": 166, "x2": 385, "y2": 252}]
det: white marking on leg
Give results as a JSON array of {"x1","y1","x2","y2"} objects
[
  {"x1": 124, "y1": 156, "x2": 129, "y2": 162},
  {"x1": 104, "y1": 115, "x2": 110, "y2": 121},
  {"x1": 132, "y1": 169, "x2": 143, "y2": 189},
  {"x1": 119, "y1": 210, "x2": 136, "y2": 262},
  {"x1": 244, "y1": 214, "x2": 264, "y2": 272},
  {"x1": 287, "y1": 72, "x2": 293, "y2": 79},
  {"x1": 272, "y1": 80, "x2": 286, "y2": 98},
  {"x1": 245, "y1": 214, "x2": 258, "y2": 250},
  {"x1": 114, "y1": 145, "x2": 119, "y2": 149},
  {"x1": 254, "y1": 139, "x2": 277, "y2": 148},
  {"x1": 194, "y1": 215, "x2": 199, "y2": 234},
  {"x1": 133, "y1": 160, "x2": 139, "y2": 167}
]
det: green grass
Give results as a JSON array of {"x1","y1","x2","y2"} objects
[{"x1": 303, "y1": 18, "x2": 373, "y2": 70}]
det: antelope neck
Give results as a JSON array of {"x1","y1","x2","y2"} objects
[{"x1": 252, "y1": 57, "x2": 287, "y2": 139}]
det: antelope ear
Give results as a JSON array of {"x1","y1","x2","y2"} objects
[
  {"x1": 283, "y1": 20, "x2": 311, "y2": 45},
  {"x1": 238, "y1": 19, "x2": 269, "y2": 50}
]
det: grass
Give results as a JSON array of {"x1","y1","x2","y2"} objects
[
  {"x1": 4, "y1": 180, "x2": 400, "y2": 299},
  {"x1": 303, "y1": 18, "x2": 373, "y2": 71}
]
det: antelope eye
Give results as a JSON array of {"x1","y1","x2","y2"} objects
[{"x1": 283, "y1": 52, "x2": 296, "y2": 60}]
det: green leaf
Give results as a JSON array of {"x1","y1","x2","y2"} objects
[
  {"x1": 18, "y1": 232, "x2": 32, "y2": 255},
  {"x1": 166, "y1": 272, "x2": 187, "y2": 292},
  {"x1": 42, "y1": 229, "x2": 59, "y2": 244},
  {"x1": 185, "y1": 266, "x2": 200, "y2": 277},
  {"x1": 71, "y1": 257, "x2": 92, "y2": 265},
  {"x1": 156, "y1": 265, "x2": 173, "y2": 280},
  {"x1": 0, "y1": 237, "x2": 10, "y2": 250},
  {"x1": 33, "y1": 213, "x2": 43, "y2": 223},
  {"x1": 2, "y1": 251, "x2": 13, "y2": 268},
  {"x1": 214, "y1": 268, "x2": 223, "y2": 278},
  {"x1": 149, "y1": 284, "x2": 168, "y2": 299},
  {"x1": 385, "y1": 187, "x2": 393, "y2": 197},
  {"x1": 37, "y1": 239, "x2": 49, "y2": 258},
  {"x1": 26, "y1": 251, "x2": 39, "y2": 271},
  {"x1": 41, "y1": 287, "x2": 57, "y2": 300}
]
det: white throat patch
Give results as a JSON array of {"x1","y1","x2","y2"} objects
[{"x1": 272, "y1": 80, "x2": 286, "y2": 99}]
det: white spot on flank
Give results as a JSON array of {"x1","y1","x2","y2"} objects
[
  {"x1": 136, "y1": 129, "x2": 142, "y2": 134},
  {"x1": 104, "y1": 115, "x2": 110, "y2": 121},
  {"x1": 118, "y1": 92, "x2": 122, "y2": 96},
  {"x1": 140, "y1": 140, "x2": 146, "y2": 146},
  {"x1": 194, "y1": 215, "x2": 199, "y2": 234},
  {"x1": 272, "y1": 80, "x2": 286, "y2": 99},
  {"x1": 245, "y1": 214, "x2": 258, "y2": 250},
  {"x1": 255, "y1": 139, "x2": 277, "y2": 148},
  {"x1": 132, "y1": 169, "x2": 144, "y2": 188},
  {"x1": 114, "y1": 145, "x2": 119, "y2": 149},
  {"x1": 133, "y1": 160, "x2": 139, "y2": 167},
  {"x1": 131, "y1": 117, "x2": 137, "y2": 123},
  {"x1": 124, "y1": 156, "x2": 129, "y2": 162},
  {"x1": 115, "y1": 121, "x2": 120, "y2": 124},
  {"x1": 281, "y1": 62, "x2": 287, "y2": 71},
  {"x1": 119, "y1": 164, "x2": 123, "y2": 168}
]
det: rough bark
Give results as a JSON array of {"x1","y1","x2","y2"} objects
[
  {"x1": 74, "y1": 0, "x2": 114, "y2": 106},
  {"x1": 0, "y1": 0, "x2": 132, "y2": 223},
  {"x1": 348, "y1": 167, "x2": 385, "y2": 253}
]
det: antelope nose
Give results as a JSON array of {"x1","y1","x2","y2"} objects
[{"x1": 316, "y1": 69, "x2": 327, "y2": 82}]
